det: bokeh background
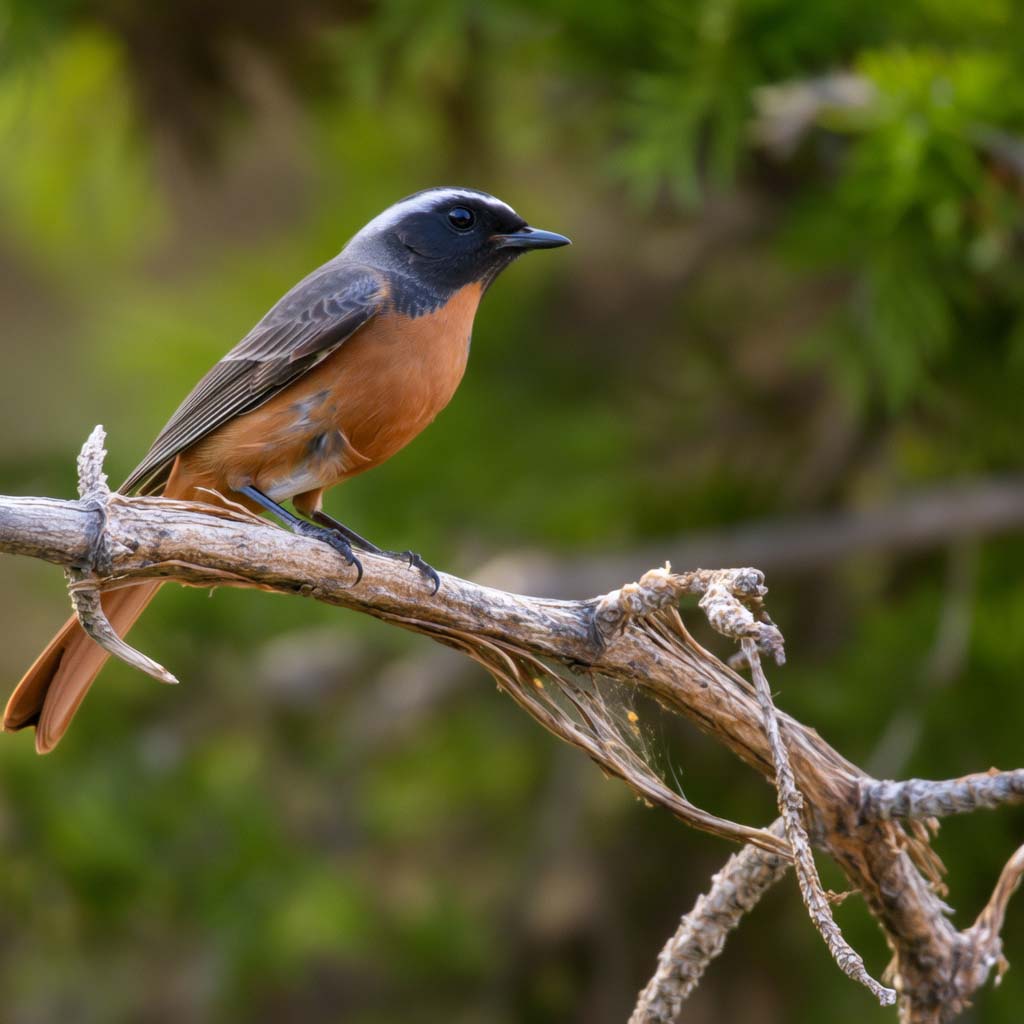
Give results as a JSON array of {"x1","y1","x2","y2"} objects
[{"x1": 1, "y1": 1, "x2": 1023, "y2": 1021}]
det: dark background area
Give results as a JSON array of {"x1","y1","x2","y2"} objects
[{"x1": 0, "y1": 1, "x2": 1023, "y2": 1020}]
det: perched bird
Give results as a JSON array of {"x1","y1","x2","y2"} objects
[{"x1": 5, "y1": 187, "x2": 570, "y2": 754}]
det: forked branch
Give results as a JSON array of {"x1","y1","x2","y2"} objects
[{"x1": 0, "y1": 428, "x2": 1021, "y2": 1023}]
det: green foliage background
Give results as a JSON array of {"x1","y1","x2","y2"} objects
[{"x1": 0, "y1": 1, "x2": 1023, "y2": 1020}]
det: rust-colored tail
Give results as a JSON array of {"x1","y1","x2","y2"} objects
[{"x1": 4, "y1": 582, "x2": 162, "y2": 754}]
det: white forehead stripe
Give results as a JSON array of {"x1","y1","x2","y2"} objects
[{"x1": 353, "y1": 189, "x2": 518, "y2": 239}]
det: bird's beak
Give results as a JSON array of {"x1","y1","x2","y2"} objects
[{"x1": 492, "y1": 225, "x2": 572, "y2": 250}]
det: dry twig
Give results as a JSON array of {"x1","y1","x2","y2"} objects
[
  {"x1": 743, "y1": 638, "x2": 896, "y2": 1006},
  {"x1": 628, "y1": 818, "x2": 790, "y2": 1023},
  {"x1": 961, "y1": 844, "x2": 1024, "y2": 993},
  {"x1": 859, "y1": 770, "x2": 1024, "y2": 822}
]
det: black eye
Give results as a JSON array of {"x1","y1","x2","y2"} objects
[{"x1": 448, "y1": 206, "x2": 475, "y2": 231}]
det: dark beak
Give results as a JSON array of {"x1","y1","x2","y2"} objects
[{"x1": 492, "y1": 225, "x2": 571, "y2": 250}]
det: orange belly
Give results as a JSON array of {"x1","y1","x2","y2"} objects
[{"x1": 165, "y1": 282, "x2": 482, "y2": 512}]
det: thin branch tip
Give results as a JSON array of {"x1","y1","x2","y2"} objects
[
  {"x1": 69, "y1": 586, "x2": 178, "y2": 685},
  {"x1": 629, "y1": 818, "x2": 790, "y2": 1023},
  {"x1": 742, "y1": 638, "x2": 895, "y2": 1007},
  {"x1": 859, "y1": 770, "x2": 1024, "y2": 822},
  {"x1": 962, "y1": 843, "x2": 1024, "y2": 994},
  {"x1": 77, "y1": 424, "x2": 110, "y2": 500}
]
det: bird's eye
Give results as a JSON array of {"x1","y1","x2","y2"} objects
[{"x1": 448, "y1": 206, "x2": 475, "y2": 231}]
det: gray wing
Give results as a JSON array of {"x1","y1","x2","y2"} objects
[{"x1": 122, "y1": 261, "x2": 388, "y2": 495}]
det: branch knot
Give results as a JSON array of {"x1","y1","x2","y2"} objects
[
  {"x1": 590, "y1": 563, "x2": 785, "y2": 666},
  {"x1": 699, "y1": 569, "x2": 785, "y2": 667},
  {"x1": 64, "y1": 426, "x2": 178, "y2": 686},
  {"x1": 590, "y1": 563, "x2": 684, "y2": 644}
]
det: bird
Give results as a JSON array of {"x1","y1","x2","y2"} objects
[{"x1": 4, "y1": 186, "x2": 570, "y2": 754}]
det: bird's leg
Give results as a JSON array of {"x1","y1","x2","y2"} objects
[
  {"x1": 238, "y1": 486, "x2": 363, "y2": 585},
  {"x1": 310, "y1": 509, "x2": 441, "y2": 595}
]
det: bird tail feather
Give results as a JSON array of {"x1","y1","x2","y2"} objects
[{"x1": 4, "y1": 581, "x2": 163, "y2": 753}]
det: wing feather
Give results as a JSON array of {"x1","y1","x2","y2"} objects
[{"x1": 122, "y1": 261, "x2": 387, "y2": 495}]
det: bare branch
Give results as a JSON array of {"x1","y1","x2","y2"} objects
[
  {"x1": 3, "y1": 430, "x2": 1024, "y2": 1020},
  {"x1": 422, "y1": 615, "x2": 789, "y2": 855},
  {"x1": 629, "y1": 819, "x2": 790, "y2": 1024},
  {"x1": 743, "y1": 639, "x2": 896, "y2": 1006},
  {"x1": 961, "y1": 844, "x2": 1024, "y2": 992},
  {"x1": 67, "y1": 584, "x2": 178, "y2": 685},
  {"x1": 859, "y1": 770, "x2": 1024, "y2": 822}
]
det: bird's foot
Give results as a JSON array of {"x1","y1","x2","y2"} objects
[
  {"x1": 308, "y1": 510, "x2": 439, "y2": 592},
  {"x1": 385, "y1": 549, "x2": 441, "y2": 594},
  {"x1": 294, "y1": 520, "x2": 363, "y2": 585}
]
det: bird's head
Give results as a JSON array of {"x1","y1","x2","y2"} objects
[{"x1": 344, "y1": 187, "x2": 570, "y2": 294}]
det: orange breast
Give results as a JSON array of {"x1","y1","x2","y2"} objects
[{"x1": 168, "y1": 281, "x2": 483, "y2": 507}]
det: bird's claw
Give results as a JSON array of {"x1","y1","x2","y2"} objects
[
  {"x1": 411, "y1": 553, "x2": 441, "y2": 594},
  {"x1": 296, "y1": 521, "x2": 363, "y2": 585},
  {"x1": 393, "y1": 549, "x2": 441, "y2": 594},
  {"x1": 348, "y1": 553, "x2": 364, "y2": 586}
]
